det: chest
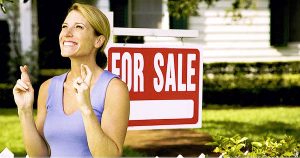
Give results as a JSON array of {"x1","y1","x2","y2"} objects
[
  {"x1": 43, "y1": 107, "x2": 90, "y2": 156},
  {"x1": 62, "y1": 84, "x2": 94, "y2": 115},
  {"x1": 63, "y1": 89, "x2": 78, "y2": 115}
]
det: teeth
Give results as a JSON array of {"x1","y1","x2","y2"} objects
[{"x1": 64, "y1": 41, "x2": 76, "y2": 46}]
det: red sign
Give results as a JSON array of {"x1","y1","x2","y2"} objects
[{"x1": 108, "y1": 45, "x2": 202, "y2": 129}]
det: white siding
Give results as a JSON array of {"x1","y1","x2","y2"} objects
[
  {"x1": 97, "y1": 0, "x2": 110, "y2": 11},
  {"x1": 144, "y1": 0, "x2": 300, "y2": 62},
  {"x1": 186, "y1": 0, "x2": 274, "y2": 62}
]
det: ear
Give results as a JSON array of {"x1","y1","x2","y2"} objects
[{"x1": 94, "y1": 35, "x2": 105, "y2": 49}]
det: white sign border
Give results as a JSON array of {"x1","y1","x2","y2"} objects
[{"x1": 107, "y1": 43, "x2": 204, "y2": 130}]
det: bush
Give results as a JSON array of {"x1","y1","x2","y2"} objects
[
  {"x1": 0, "y1": 83, "x2": 40, "y2": 108},
  {"x1": 1, "y1": 61, "x2": 300, "y2": 107},
  {"x1": 210, "y1": 135, "x2": 300, "y2": 157},
  {"x1": 0, "y1": 83, "x2": 14, "y2": 108},
  {"x1": 204, "y1": 61, "x2": 300, "y2": 75},
  {"x1": 203, "y1": 61, "x2": 300, "y2": 106}
]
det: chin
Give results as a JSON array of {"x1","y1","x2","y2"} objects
[
  {"x1": 61, "y1": 49, "x2": 77, "y2": 56},
  {"x1": 61, "y1": 52, "x2": 73, "y2": 57},
  {"x1": 61, "y1": 54, "x2": 69, "y2": 57},
  {"x1": 60, "y1": 47, "x2": 80, "y2": 57}
]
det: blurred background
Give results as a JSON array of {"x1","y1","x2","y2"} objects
[{"x1": 0, "y1": 0, "x2": 299, "y2": 157}]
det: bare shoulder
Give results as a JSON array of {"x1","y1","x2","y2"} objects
[
  {"x1": 36, "y1": 78, "x2": 52, "y2": 133},
  {"x1": 39, "y1": 79, "x2": 51, "y2": 92},
  {"x1": 107, "y1": 78, "x2": 129, "y2": 94},
  {"x1": 37, "y1": 78, "x2": 52, "y2": 108},
  {"x1": 105, "y1": 78, "x2": 130, "y2": 108},
  {"x1": 101, "y1": 78, "x2": 130, "y2": 154}
]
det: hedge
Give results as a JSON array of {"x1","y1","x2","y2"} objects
[
  {"x1": 0, "y1": 83, "x2": 14, "y2": 108},
  {"x1": 1, "y1": 61, "x2": 300, "y2": 107},
  {"x1": 204, "y1": 61, "x2": 300, "y2": 75},
  {"x1": 202, "y1": 61, "x2": 300, "y2": 106}
]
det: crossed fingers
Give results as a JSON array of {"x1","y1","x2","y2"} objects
[
  {"x1": 13, "y1": 65, "x2": 31, "y2": 93},
  {"x1": 73, "y1": 64, "x2": 92, "y2": 93}
]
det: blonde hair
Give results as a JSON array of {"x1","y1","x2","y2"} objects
[{"x1": 69, "y1": 3, "x2": 110, "y2": 68}]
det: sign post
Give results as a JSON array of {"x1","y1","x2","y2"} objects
[{"x1": 108, "y1": 45, "x2": 203, "y2": 130}]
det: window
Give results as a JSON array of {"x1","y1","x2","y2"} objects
[{"x1": 130, "y1": 0, "x2": 163, "y2": 28}]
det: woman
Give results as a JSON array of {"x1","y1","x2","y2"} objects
[{"x1": 13, "y1": 3, "x2": 130, "y2": 157}]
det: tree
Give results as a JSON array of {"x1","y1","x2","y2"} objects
[
  {"x1": 167, "y1": 0, "x2": 257, "y2": 19},
  {"x1": 1, "y1": 0, "x2": 39, "y2": 83},
  {"x1": 0, "y1": 0, "x2": 29, "y2": 12},
  {"x1": 0, "y1": 0, "x2": 10, "y2": 13}
]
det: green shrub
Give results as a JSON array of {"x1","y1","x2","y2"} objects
[
  {"x1": 204, "y1": 74, "x2": 300, "y2": 90},
  {"x1": 204, "y1": 61, "x2": 300, "y2": 75},
  {"x1": 202, "y1": 61, "x2": 300, "y2": 106},
  {"x1": 2, "y1": 62, "x2": 300, "y2": 107},
  {"x1": 0, "y1": 83, "x2": 14, "y2": 108},
  {"x1": 0, "y1": 83, "x2": 39, "y2": 108},
  {"x1": 210, "y1": 135, "x2": 248, "y2": 157},
  {"x1": 122, "y1": 146, "x2": 147, "y2": 157},
  {"x1": 210, "y1": 135, "x2": 300, "y2": 157}
]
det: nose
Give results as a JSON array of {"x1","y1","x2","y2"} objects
[{"x1": 64, "y1": 27, "x2": 74, "y2": 37}]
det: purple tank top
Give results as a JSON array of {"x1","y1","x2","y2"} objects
[{"x1": 44, "y1": 70, "x2": 119, "y2": 157}]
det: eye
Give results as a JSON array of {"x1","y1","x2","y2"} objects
[
  {"x1": 61, "y1": 24, "x2": 67, "y2": 29},
  {"x1": 75, "y1": 25, "x2": 84, "y2": 29}
]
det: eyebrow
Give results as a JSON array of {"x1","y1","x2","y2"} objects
[{"x1": 62, "y1": 22, "x2": 87, "y2": 27}]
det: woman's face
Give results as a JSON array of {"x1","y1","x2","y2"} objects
[{"x1": 59, "y1": 10, "x2": 100, "y2": 58}]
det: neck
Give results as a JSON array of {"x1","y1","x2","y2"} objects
[{"x1": 68, "y1": 56, "x2": 101, "y2": 82}]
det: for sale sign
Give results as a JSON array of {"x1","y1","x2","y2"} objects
[{"x1": 108, "y1": 45, "x2": 203, "y2": 130}]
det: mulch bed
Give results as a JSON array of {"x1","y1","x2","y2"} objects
[{"x1": 124, "y1": 129, "x2": 218, "y2": 157}]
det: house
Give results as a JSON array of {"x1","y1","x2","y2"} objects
[
  {"x1": 0, "y1": 0, "x2": 300, "y2": 77},
  {"x1": 110, "y1": 0, "x2": 300, "y2": 63}
]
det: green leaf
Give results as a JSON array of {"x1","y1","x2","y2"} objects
[
  {"x1": 283, "y1": 151, "x2": 294, "y2": 157},
  {"x1": 213, "y1": 147, "x2": 221, "y2": 153},
  {"x1": 1, "y1": 4, "x2": 6, "y2": 13},
  {"x1": 0, "y1": 0, "x2": 14, "y2": 13},
  {"x1": 206, "y1": 142, "x2": 218, "y2": 146},
  {"x1": 236, "y1": 144, "x2": 245, "y2": 150},
  {"x1": 251, "y1": 142, "x2": 263, "y2": 148},
  {"x1": 238, "y1": 137, "x2": 248, "y2": 143},
  {"x1": 230, "y1": 138, "x2": 237, "y2": 144}
]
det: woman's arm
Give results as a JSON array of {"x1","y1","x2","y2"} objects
[
  {"x1": 82, "y1": 78, "x2": 130, "y2": 157},
  {"x1": 13, "y1": 66, "x2": 50, "y2": 157},
  {"x1": 18, "y1": 80, "x2": 50, "y2": 157},
  {"x1": 35, "y1": 79, "x2": 51, "y2": 155},
  {"x1": 73, "y1": 65, "x2": 130, "y2": 157}
]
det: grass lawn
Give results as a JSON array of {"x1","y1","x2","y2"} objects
[
  {"x1": 1, "y1": 106, "x2": 300, "y2": 156},
  {"x1": 0, "y1": 108, "x2": 24, "y2": 156},
  {"x1": 198, "y1": 106, "x2": 300, "y2": 142}
]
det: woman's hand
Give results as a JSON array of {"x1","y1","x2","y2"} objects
[
  {"x1": 13, "y1": 65, "x2": 34, "y2": 111},
  {"x1": 73, "y1": 64, "x2": 93, "y2": 112}
]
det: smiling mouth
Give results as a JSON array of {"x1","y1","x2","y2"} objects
[{"x1": 63, "y1": 41, "x2": 78, "y2": 46}]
